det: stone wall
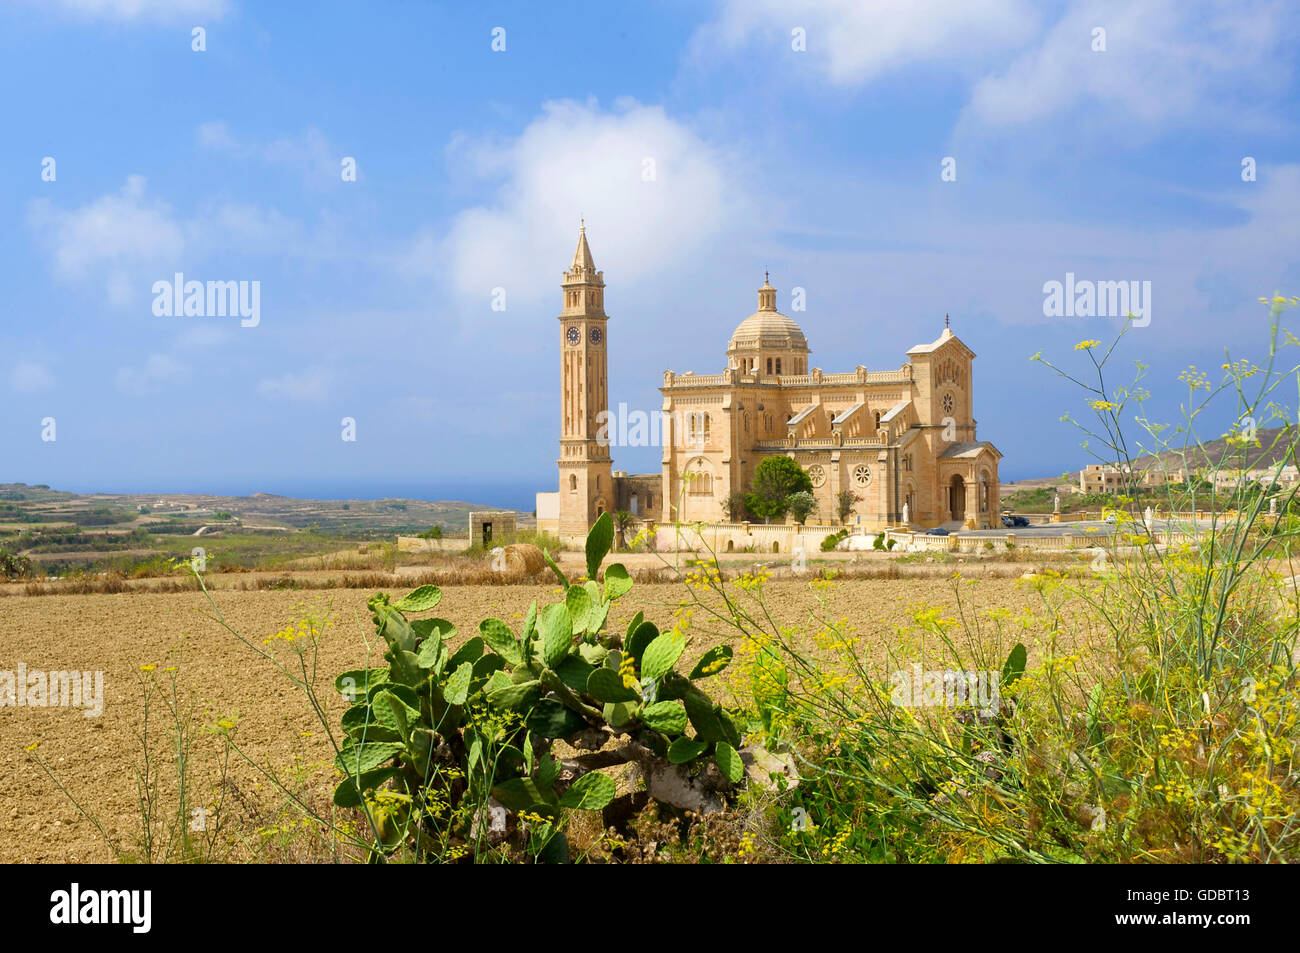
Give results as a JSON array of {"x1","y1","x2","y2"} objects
[{"x1": 396, "y1": 536, "x2": 472, "y2": 554}]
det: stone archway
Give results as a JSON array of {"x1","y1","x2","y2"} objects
[{"x1": 949, "y1": 475, "x2": 966, "y2": 522}]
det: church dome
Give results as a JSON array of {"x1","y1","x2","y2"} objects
[{"x1": 727, "y1": 276, "x2": 809, "y2": 354}]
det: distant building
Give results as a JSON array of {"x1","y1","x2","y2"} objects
[
  {"x1": 1079, "y1": 464, "x2": 1132, "y2": 493},
  {"x1": 1139, "y1": 467, "x2": 1186, "y2": 487},
  {"x1": 469, "y1": 511, "x2": 515, "y2": 547},
  {"x1": 1079, "y1": 461, "x2": 1296, "y2": 492}
]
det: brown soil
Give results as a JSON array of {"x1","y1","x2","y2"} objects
[{"x1": 0, "y1": 575, "x2": 1047, "y2": 863}]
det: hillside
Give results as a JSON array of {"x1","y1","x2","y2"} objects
[{"x1": 0, "y1": 483, "x2": 525, "y2": 534}]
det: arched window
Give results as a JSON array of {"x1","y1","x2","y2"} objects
[
  {"x1": 686, "y1": 459, "x2": 713, "y2": 496},
  {"x1": 775, "y1": 358, "x2": 782, "y2": 374},
  {"x1": 569, "y1": 474, "x2": 578, "y2": 491},
  {"x1": 630, "y1": 494, "x2": 639, "y2": 515},
  {"x1": 874, "y1": 411, "x2": 882, "y2": 430},
  {"x1": 686, "y1": 411, "x2": 709, "y2": 446},
  {"x1": 766, "y1": 358, "x2": 773, "y2": 374}
]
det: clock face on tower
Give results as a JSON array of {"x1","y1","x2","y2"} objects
[
  {"x1": 589, "y1": 327, "x2": 602, "y2": 345},
  {"x1": 566, "y1": 326, "x2": 580, "y2": 345}
]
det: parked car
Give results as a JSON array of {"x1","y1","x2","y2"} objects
[
  {"x1": 1001, "y1": 514, "x2": 1030, "y2": 528},
  {"x1": 925, "y1": 527, "x2": 950, "y2": 536}
]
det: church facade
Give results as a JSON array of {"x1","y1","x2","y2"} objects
[{"x1": 536, "y1": 225, "x2": 1002, "y2": 544}]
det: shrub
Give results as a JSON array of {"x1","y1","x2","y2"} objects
[
  {"x1": 329, "y1": 514, "x2": 761, "y2": 861},
  {"x1": 787, "y1": 491, "x2": 817, "y2": 524},
  {"x1": 820, "y1": 529, "x2": 849, "y2": 552},
  {"x1": 0, "y1": 549, "x2": 32, "y2": 580}
]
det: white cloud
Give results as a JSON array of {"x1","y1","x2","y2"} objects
[
  {"x1": 695, "y1": 0, "x2": 1294, "y2": 134},
  {"x1": 28, "y1": 175, "x2": 185, "y2": 307},
  {"x1": 696, "y1": 0, "x2": 1038, "y2": 86},
  {"x1": 11, "y1": 362, "x2": 55, "y2": 393},
  {"x1": 967, "y1": 0, "x2": 1294, "y2": 127},
  {"x1": 39, "y1": 0, "x2": 229, "y2": 21},
  {"x1": 256, "y1": 369, "x2": 330, "y2": 402},
  {"x1": 115, "y1": 353, "x2": 188, "y2": 395},
  {"x1": 422, "y1": 99, "x2": 751, "y2": 308},
  {"x1": 27, "y1": 172, "x2": 331, "y2": 308}
]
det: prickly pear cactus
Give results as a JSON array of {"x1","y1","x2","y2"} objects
[{"x1": 332, "y1": 513, "x2": 747, "y2": 862}]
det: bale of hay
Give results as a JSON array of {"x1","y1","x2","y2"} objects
[{"x1": 502, "y1": 543, "x2": 545, "y2": 575}]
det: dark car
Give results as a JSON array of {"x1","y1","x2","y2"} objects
[
  {"x1": 925, "y1": 527, "x2": 950, "y2": 536},
  {"x1": 1001, "y1": 514, "x2": 1030, "y2": 528}
]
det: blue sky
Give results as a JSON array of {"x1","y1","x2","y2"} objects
[{"x1": 2, "y1": 0, "x2": 1298, "y2": 509}]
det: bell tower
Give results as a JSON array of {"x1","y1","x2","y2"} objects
[{"x1": 558, "y1": 221, "x2": 613, "y2": 541}]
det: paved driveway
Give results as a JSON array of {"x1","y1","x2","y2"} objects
[{"x1": 952, "y1": 518, "x2": 1216, "y2": 539}]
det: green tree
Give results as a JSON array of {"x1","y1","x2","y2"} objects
[
  {"x1": 787, "y1": 491, "x2": 817, "y2": 523},
  {"x1": 721, "y1": 491, "x2": 748, "y2": 523},
  {"x1": 836, "y1": 489, "x2": 860, "y2": 523},
  {"x1": 745, "y1": 457, "x2": 813, "y2": 523},
  {"x1": 612, "y1": 510, "x2": 635, "y2": 550}
]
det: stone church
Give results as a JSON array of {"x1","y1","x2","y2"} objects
[{"x1": 536, "y1": 225, "x2": 1002, "y2": 544}]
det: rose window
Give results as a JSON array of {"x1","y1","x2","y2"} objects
[{"x1": 853, "y1": 464, "x2": 871, "y2": 486}]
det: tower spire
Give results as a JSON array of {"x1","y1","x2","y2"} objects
[
  {"x1": 571, "y1": 221, "x2": 595, "y2": 274},
  {"x1": 757, "y1": 272, "x2": 776, "y2": 311}
]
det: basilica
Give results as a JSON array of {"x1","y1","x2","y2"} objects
[{"x1": 535, "y1": 225, "x2": 1002, "y2": 544}]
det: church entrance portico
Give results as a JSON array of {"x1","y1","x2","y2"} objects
[{"x1": 949, "y1": 475, "x2": 966, "y2": 522}]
